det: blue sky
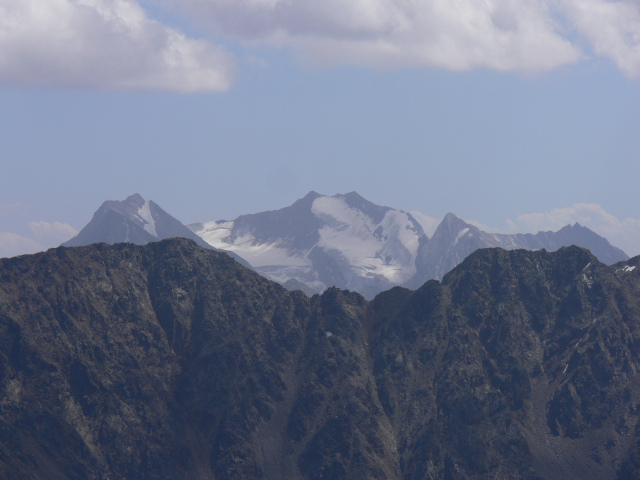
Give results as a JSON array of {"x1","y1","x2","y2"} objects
[{"x1": 1, "y1": 0, "x2": 639, "y2": 257}]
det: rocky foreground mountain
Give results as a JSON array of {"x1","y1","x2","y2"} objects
[
  {"x1": 1, "y1": 239, "x2": 640, "y2": 479},
  {"x1": 191, "y1": 191, "x2": 628, "y2": 298}
]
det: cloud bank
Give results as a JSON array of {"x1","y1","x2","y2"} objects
[
  {"x1": 0, "y1": 0, "x2": 235, "y2": 91},
  {"x1": 0, "y1": 0, "x2": 638, "y2": 90},
  {"x1": 172, "y1": 0, "x2": 640, "y2": 78},
  {"x1": 507, "y1": 204, "x2": 640, "y2": 257}
]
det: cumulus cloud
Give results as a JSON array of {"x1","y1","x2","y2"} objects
[
  {"x1": 0, "y1": 0, "x2": 236, "y2": 91},
  {"x1": 173, "y1": 0, "x2": 581, "y2": 72},
  {"x1": 2, "y1": 1, "x2": 637, "y2": 88},
  {"x1": 561, "y1": 0, "x2": 640, "y2": 79},
  {"x1": 507, "y1": 204, "x2": 640, "y2": 257},
  {"x1": 0, "y1": 221, "x2": 77, "y2": 259},
  {"x1": 167, "y1": 0, "x2": 640, "y2": 77}
]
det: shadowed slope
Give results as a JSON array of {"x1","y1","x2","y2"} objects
[{"x1": 0, "y1": 239, "x2": 639, "y2": 479}]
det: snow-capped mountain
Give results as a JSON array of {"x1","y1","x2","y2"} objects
[
  {"x1": 191, "y1": 192, "x2": 629, "y2": 298},
  {"x1": 406, "y1": 212, "x2": 629, "y2": 289},
  {"x1": 190, "y1": 191, "x2": 427, "y2": 299},
  {"x1": 64, "y1": 192, "x2": 628, "y2": 299},
  {"x1": 63, "y1": 194, "x2": 250, "y2": 266}
]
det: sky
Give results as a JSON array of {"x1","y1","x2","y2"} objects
[{"x1": 0, "y1": 0, "x2": 639, "y2": 258}]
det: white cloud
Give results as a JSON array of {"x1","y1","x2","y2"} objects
[
  {"x1": 29, "y1": 221, "x2": 77, "y2": 245},
  {"x1": 170, "y1": 0, "x2": 582, "y2": 73},
  {"x1": 0, "y1": 232, "x2": 42, "y2": 259},
  {"x1": 0, "y1": 221, "x2": 77, "y2": 259},
  {"x1": 2, "y1": 1, "x2": 637, "y2": 87},
  {"x1": 0, "y1": 0, "x2": 236, "y2": 91},
  {"x1": 506, "y1": 204, "x2": 640, "y2": 257},
  {"x1": 561, "y1": 0, "x2": 640, "y2": 79},
  {"x1": 168, "y1": 0, "x2": 640, "y2": 77}
]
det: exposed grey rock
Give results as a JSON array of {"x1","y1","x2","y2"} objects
[
  {"x1": 192, "y1": 191, "x2": 426, "y2": 298},
  {"x1": 63, "y1": 193, "x2": 250, "y2": 268},
  {"x1": 1, "y1": 239, "x2": 640, "y2": 479},
  {"x1": 405, "y1": 212, "x2": 628, "y2": 289},
  {"x1": 192, "y1": 192, "x2": 628, "y2": 298}
]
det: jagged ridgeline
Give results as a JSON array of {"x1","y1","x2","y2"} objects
[
  {"x1": 62, "y1": 192, "x2": 628, "y2": 300},
  {"x1": 1, "y1": 238, "x2": 640, "y2": 479}
]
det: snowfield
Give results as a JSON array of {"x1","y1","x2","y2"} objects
[
  {"x1": 137, "y1": 201, "x2": 157, "y2": 237},
  {"x1": 191, "y1": 193, "x2": 424, "y2": 294},
  {"x1": 189, "y1": 192, "x2": 629, "y2": 298}
]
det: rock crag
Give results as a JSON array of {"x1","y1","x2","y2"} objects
[{"x1": 1, "y1": 239, "x2": 639, "y2": 479}]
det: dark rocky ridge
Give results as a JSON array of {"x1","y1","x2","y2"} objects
[{"x1": 1, "y1": 239, "x2": 640, "y2": 479}]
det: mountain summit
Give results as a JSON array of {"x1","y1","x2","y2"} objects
[
  {"x1": 63, "y1": 193, "x2": 211, "y2": 248},
  {"x1": 191, "y1": 192, "x2": 628, "y2": 298},
  {"x1": 63, "y1": 194, "x2": 250, "y2": 266},
  {"x1": 190, "y1": 191, "x2": 427, "y2": 298}
]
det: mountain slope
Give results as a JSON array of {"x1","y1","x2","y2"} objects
[
  {"x1": 192, "y1": 192, "x2": 628, "y2": 298},
  {"x1": 406, "y1": 212, "x2": 629, "y2": 288},
  {"x1": 1, "y1": 239, "x2": 640, "y2": 478},
  {"x1": 64, "y1": 193, "x2": 211, "y2": 248},
  {"x1": 375, "y1": 247, "x2": 640, "y2": 479},
  {"x1": 191, "y1": 191, "x2": 427, "y2": 299},
  {"x1": 63, "y1": 193, "x2": 250, "y2": 267}
]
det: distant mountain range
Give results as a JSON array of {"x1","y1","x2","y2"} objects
[
  {"x1": 190, "y1": 191, "x2": 628, "y2": 298},
  {"x1": 63, "y1": 192, "x2": 628, "y2": 298}
]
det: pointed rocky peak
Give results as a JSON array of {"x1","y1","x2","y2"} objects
[
  {"x1": 335, "y1": 191, "x2": 391, "y2": 224},
  {"x1": 341, "y1": 191, "x2": 365, "y2": 202},
  {"x1": 551, "y1": 222, "x2": 628, "y2": 264},
  {"x1": 431, "y1": 213, "x2": 476, "y2": 243},
  {"x1": 124, "y1": 193, "x2": 145, "y2": 207},
  {"x1": 441, "y1": 212, "x2": 468, "y2": 227},
  {"x1": 303, "y1": 190, "x2": 322, "y2": 200},
  {"x1": 289, "y1": 190, "x2": 324, "y2": 211},
  {"x1": 554, "y1": 222, "x2": 586, "y2": 234},
  {"x1": 62, "y1": 194, "x2": 213, "y2": 251}
]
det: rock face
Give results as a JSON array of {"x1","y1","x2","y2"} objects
[
  {"x1": 406, "y1": 213, "x2": 630, "y2": 289},
  {"x1": 63, "y1": 193, "x2": 250, "y2": 268},
  {"x1": 63, "y1": 193, "x2": 210, "y2": 249},
  {"x1": 190, "y1": 191, "x2": 628, "y2": 298},
  {"x1": 191, "y1": 191, "x2": 428, "y2": 299},
  {"x1": 1, "y1": 239, "x2": 640, "y2": 479}
]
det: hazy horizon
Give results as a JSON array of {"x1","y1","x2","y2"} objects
[{"x1": 1, "y1": 0, "x2": 638, "y2": 257}]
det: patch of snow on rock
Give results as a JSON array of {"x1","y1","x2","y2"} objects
[
  {"x1": 194, "y1": 220, "x2": 307, "y2": 268},
  {"x1": 137, "y1": 201, "x2": 157, "y2": 237},
  {"x1": 410, "y1": 211, "x2": 439, "y2": 237},
  {"x1": 311, "y1": 197, "x2": 419, "y2": 283},
  {"x1": 454, "y1": 227, "x2": 470, "y2": 246}
]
